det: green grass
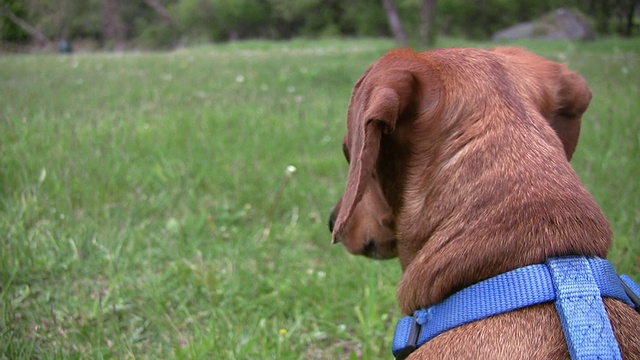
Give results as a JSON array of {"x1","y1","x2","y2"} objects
[{"x1": 1, "y1": 37, "x2": 639, "y2": 359}]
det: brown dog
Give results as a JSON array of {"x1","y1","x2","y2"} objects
[{"x1": 328, "y1": 47, "x2": 640, "y2": 359}]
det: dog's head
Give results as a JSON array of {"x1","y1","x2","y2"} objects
[{"x1": 328, "y1": 47, "x2": 592, "y2": 260}]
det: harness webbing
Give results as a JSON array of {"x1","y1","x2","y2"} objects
[{"x1": 392, "y1": 257, "x2": 639, "y2": 360}]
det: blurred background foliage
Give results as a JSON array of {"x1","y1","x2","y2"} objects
[{"x1": 0, "y1": 0, "x2": 638, "y2": 51}]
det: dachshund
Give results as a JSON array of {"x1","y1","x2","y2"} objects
[{"x1": 328, "y1": 47, "x2": 640, "y2": 359}]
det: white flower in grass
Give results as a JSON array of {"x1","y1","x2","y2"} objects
[
  {"x1": 286, "y1": 165, "x2": 297, "y2": 177},
  {"x1": 38, "y1": 168, "x2": 47, "y2": 183},
  {"x1": 235, "y1": 74, "x2": 245, "y2": 83},
  {"x1": 166, "y1": 218, "x2": 181, "y2": 233}
]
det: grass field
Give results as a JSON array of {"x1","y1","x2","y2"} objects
[{"x1": 1, "y1": 37, "x2": 639, "y2": 359}]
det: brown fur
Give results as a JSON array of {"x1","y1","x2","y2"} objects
[{"x1": 328, "y1": 47, "x2": 640, "y2": 359}]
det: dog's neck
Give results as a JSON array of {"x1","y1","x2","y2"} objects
[{"x1": 393, "y1": 109, "x2": 612, "y2": 315}]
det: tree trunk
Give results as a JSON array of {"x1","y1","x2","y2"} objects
[
  {"x1": 102, "y1": 0, "x2": 126, "y2": 47},
  {"x1": 382, "y1": 0, "x2": 407, "y2": 46},
  {"x1": 143, "y1": 0, "x2": 176, "y2": 26},
  {"x1": 596, "y1": 0, "x2": 612, "y2": 34},
  {"x1": 1, "y1": 6, "x2": 51, "y2": 46},
  {"x1": 622, "y1": 0, "x2": 638, "y2": 36},
  {"x1": 419, "y1": 0, "x2": 437, "y2": 47},
  {"x1": 54, "y1": 0, "x2": 76, "y2": 41}
]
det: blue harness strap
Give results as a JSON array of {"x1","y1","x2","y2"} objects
[
  {"x1": 546, "y1": 257, "x2": 622, "y2": 359},
  {"x1": 392, "y1": 257, "x2": 640, "y2": 360}
]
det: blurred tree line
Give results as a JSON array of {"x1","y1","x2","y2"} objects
[{"x1": 1, "y1": 0, "x2": 638, "y2": 51}]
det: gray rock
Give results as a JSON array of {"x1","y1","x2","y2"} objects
[{"x1": 492, "y1": 8, "x2": 594, "y2": 41}]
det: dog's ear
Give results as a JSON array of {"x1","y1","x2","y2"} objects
[
  {"x1": 332, "y1": 69, "x2": 416, "y2": 243},
  {"x1": 549, "y1": 68, "x2": 592, "y2": 160},
  {"x1": 490, "y1": 47, "x2": 591, "y2": 161}
]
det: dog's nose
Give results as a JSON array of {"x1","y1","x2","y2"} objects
[
  {"x1": 362, "y1": 239, "x2": 376, "y2": 257},
  {"x1": 328, "y1": 211, "x2": 336, "y2": 233}
]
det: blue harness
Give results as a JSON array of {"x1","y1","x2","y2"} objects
[{"x1": 392, "y1": 257, "x2": 640, "y2": 360}]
